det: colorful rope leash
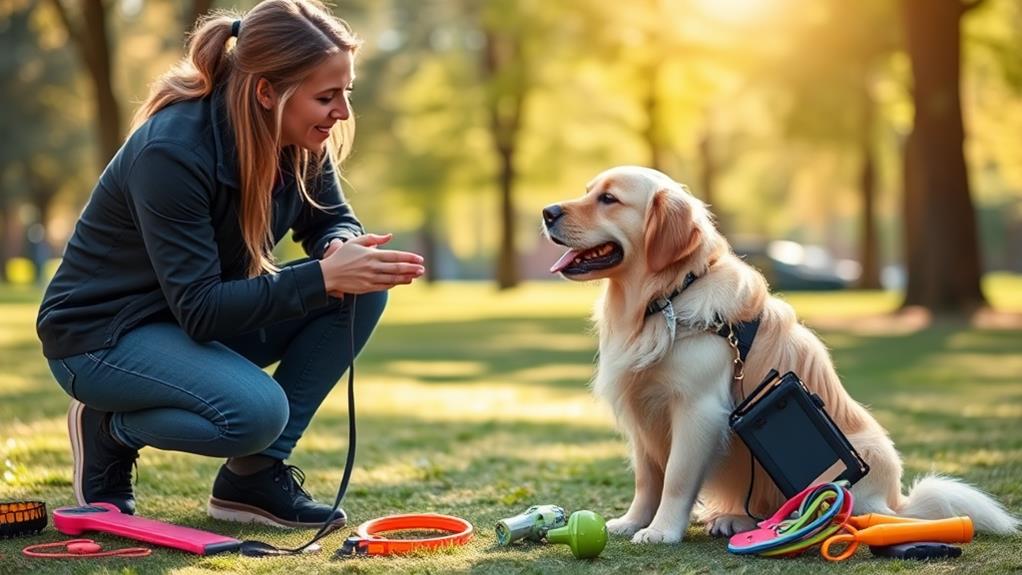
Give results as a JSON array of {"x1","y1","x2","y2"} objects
[{"x1": 727, "y1": 482, "x2": 853, "y2": 557}]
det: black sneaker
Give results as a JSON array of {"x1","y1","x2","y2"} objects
[
  {"x1": 67, "y1": 400, "x2": 139, "y2": 514},
  {"x1": 207, "y1": 461, "x2": 346, "y2": 529}
]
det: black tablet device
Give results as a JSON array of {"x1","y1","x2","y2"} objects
[{"x1": 729, "y1": 370, "x2": 869, "y2": 498}]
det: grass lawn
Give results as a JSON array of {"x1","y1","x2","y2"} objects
[{"x1": 1, "y1": 276, "x2": 1021, "y2": 574}]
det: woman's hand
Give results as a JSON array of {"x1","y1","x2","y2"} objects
[{"x1": 320, "y1": 233, "x2": 424, "y2": 297}]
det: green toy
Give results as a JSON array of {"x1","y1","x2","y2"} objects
[
  {"x1": 545, "y1": 510, "x2": 607, "y2": 559},
  {"x1": 495, "y1": 505, "x2": 608, "y2": 559}
]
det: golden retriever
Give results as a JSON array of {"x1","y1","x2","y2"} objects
[{"x1": 542, "y1": 165, "x2": 1018, "y2": 543}]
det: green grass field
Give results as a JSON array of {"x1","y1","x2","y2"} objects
[{"x1": 2, "y1": 277, "x2": 1021, "y2": 574}]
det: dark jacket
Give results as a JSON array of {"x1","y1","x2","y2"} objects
[{"x1": 37, "y1": 88, "x2": 363, "y2": 359}]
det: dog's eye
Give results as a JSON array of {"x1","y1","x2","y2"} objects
[{"x1": 598, "y1": 193, "x2": 618, "y2": 205}]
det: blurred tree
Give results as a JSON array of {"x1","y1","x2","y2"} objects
[
  {"x1": 0, "y1": 1, "x2": 91, "y2": 280},
  {"x1": 47, "y1": 0, "x2": 218, "y2": 169},
  {"x1": 359, "y1": 0, "x2": 486, "y2": 282},
  {"x1": 47, "y1": 0, "x2": 121, "y2": 168},
  {"x1": 476, "y1": 0, "x2": 536, "y2": 289},
  {"x1": 774, "y1": 0, "x2": 898, "y2": 289},
  {"x1": 901, "y1": 0, "x2": 988, "y2": 314},
  {"x1": 334, "y1": 0, "x2": 480, "y2": 280}
]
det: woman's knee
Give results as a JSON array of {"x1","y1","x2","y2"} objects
[
  {"x1": 223, "y1": 379, "x2": 289, "y2": 455},
  {"x1": 352, "y1": 289, "x2": 387, "y2": 324}
]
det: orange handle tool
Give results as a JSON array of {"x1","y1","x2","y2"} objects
[
  {"x1": 822, "y1": 516, "x2": 973, "y2": 561},
  {"x1": 846, "y1": 513, "x2": 926, "y2": 529}
]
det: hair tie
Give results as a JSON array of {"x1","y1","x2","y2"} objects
[{"x1": 230, "y1": 20, "x2": 241, "y2": 39}]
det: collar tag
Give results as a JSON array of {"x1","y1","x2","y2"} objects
[{"x1": 659, "y1": 298, "x2": 677, "y2": 340}]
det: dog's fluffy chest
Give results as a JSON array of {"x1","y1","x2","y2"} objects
[{"x1": 593, "y1": 329, "x2": 731, "y2": 410}]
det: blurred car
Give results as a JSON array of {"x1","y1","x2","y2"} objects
[{"x1": 732, "y1": 240, "x2": 859, "y2": 291}]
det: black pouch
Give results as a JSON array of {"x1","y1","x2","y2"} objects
[{"x1": 728, "y1": 369, "x2": 870, "y2": 498}]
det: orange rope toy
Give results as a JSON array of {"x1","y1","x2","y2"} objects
[{"x1": 335, "y1": 513, "x2": 474, "y2": 557}]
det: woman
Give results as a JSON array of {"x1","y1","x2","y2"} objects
[{"x1": 35, "y1": 0, "x2": 424, "y2": 529}]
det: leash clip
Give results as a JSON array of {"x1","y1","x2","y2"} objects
[{"x1": 334, "y1": 536, "x2": 369, "y2": 558}]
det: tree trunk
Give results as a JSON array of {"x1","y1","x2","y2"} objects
[
  {"x1": 420, "y1": 203, "x2": 439, "y2": 283},
  {"x1": 483, "y1": 28, "x2": 525, "y2": 290},
  {"x1": 697, "y1": 125, "x2": 725, "y2": 237},
  {"x1": 495, "y1": 145, "x2": 517, "y2": 289},
  {"x1": 857, "y1": 93, "x2": 881, "y2": 289},
  {"x1": 641, "y1": 61, "x2": 667, "y2": 173},
  {"x1": 2, "y1": 204, "x2": 23, "y2": 282},
  {"x1": 49, "y1": 0, "x2": 123, "y2": 168},
  {"x1": 899, "y1": 0, "x2": 987, "y2": 313},
  {"x1": 86, "y1": 0, "x2": 121, "y2": 167},
  {"x1": 0, "y1": 204, "x2": 9, "y2": 283},
  {"x1": 188, "y1": 0, "x2": 215, "y2": 31}
]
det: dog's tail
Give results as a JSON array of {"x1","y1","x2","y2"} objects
[{"x1": 895, "y1": 474, "x2": 1018, "y2": 534}]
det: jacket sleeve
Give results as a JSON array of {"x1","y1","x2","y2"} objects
[
  {"x1": 125, "y1": 141, "x2": 331, "y2": 341},
  {"x1": 291, "y1": 155, "x2": 364, "y2": 259}
]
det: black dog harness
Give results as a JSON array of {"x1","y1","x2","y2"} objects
[{"x1": 644, "y1": 272, "x2": 761, "y2": 377}]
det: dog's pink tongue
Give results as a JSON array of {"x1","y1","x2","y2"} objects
[{"x1": 550, "y1": 249, "x2": 581, "y2": 273}]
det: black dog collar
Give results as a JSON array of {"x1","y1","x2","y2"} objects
[{"x1": 645, "y1": 272, "x2": 698, "y2": 317}]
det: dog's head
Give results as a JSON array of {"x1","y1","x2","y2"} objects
[{"x1": 543, "y1": 166, "x2": 713, "y2": 281}]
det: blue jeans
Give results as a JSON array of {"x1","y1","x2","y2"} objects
[{"x1": 47, "y1": 290, "x2": 387, "y2": 461}]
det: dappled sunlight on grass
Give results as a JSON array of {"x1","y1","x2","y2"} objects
[
  {"x1": 317, "y1": 377, "x2": 615, "y2": 425},
  {"x1": 478, "y1": 330, "x2": 597, "y2": 352},
  {"x1": 0, "y1": 373, "x2": 45, "y2": 396},
  {"x1": 781, "y1": 290, "x2": 901, "y2": 319},
  {"x1": 508, "y1": 363, "x2": 595, "y2": 384},
  {"x1": 381, "y1": 282, "x2": 602, "y2": 325},
  {"x1": 388, "y1": 359, "x2": 488, "y2": 378},
  {"x1": 887, "y1": 391, "x2": 1022, "y2": 419},
  {"x1": 3, "y1": 281, "x2": 1021, "y2": 574}
]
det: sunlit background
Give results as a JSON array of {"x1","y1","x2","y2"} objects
[
  {"x1": 2, "y1": 0, "x2": 1021, "y2": 307},
  {"x1": 3, "y1": 3, "x2": 1022, "y2": 572}
]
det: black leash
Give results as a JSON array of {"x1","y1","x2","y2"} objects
[{"x1": 240, "y1": 295, "x2": 358, "y2": 557}]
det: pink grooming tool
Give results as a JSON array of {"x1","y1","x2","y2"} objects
[
  {"x1": 53, "y1": 503, "x2": 241, "y2": 555},
  {"x1": 729, "y1": 484, "x2": 822, "y2": 549}
]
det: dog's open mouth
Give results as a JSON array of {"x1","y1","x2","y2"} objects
[{"x1": 549, "y1": 242, "x2": 623, "y2": 275}]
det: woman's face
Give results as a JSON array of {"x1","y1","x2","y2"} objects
[{"x1": 280, "y1": 50, "x2": 355, "y2": 151}]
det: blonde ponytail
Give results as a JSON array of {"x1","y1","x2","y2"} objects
[{"x1": 131, "y1": 13, "x2": 237, "y2": 131}]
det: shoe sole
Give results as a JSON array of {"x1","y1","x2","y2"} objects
[
  {"x1": 68, "y1": 399, "x2": 87, "y2": 507},
  {"x1": 207, "y1": 497, "x2": 346, "y2": 530}
]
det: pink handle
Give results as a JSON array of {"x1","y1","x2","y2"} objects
[{"x1": 53, "y1": 503, "x2": 240, "y2": 555}]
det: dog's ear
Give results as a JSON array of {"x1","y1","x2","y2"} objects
[{"x1": 644, "y1": 188, "x2": 701, "y2": 274}]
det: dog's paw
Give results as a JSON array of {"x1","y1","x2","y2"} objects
[
  {"x1": 631, "y1": 526, "x2": 682, "y2": 544},
  {"x1": 706, "y1": 514, "x2": 757, "y2": 537},
  {"x1": 606, "y1": 516, "x2": 646, "y2": 537}
]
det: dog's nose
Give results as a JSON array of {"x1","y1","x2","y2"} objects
[{"x1": 542, "y1": 204, "x2": 564, "y2": 226}]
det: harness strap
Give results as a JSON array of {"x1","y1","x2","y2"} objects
[
  {"x1": 719, "y1": 316, "x2": 760, "y2": 367},
  {"x1": 644, "y1": 272, "x2": 761, "y2": 376}
]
